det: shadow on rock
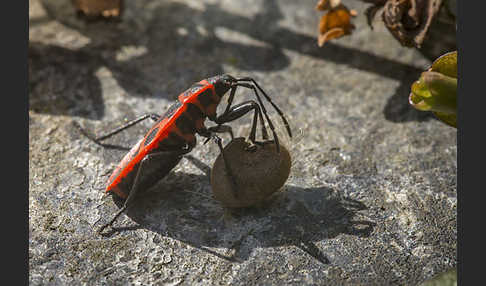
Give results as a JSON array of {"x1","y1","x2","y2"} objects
[
  {"x1": 383, "y1": 10, "x2": 456, "y2": 124},
  {"x1": 415, "y1": 9, "x2": 457, "y2": 63},
  {"x1": 382, "y1": 76, "x2": 435, "y2": 123},
  {"x1": 103, "y1": 156, "x2": 375, "y2": 265},
  {"x1": 33, "y1": 0, "x2": 440, "y2": 125},
  {"x1": 31, "y1": 0, "x2": 290, "y2": 119},
  {"x1": 29, "y1": 42, "x2": 105, "y2": 120}
]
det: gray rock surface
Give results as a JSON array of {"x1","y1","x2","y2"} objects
[{"x1": 29, "y1": 0, "x2": 457, "y2": 285}]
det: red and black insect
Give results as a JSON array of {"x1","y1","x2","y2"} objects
[{"x1": 75, "y1": 74, "x2": 292, "y2": 234}]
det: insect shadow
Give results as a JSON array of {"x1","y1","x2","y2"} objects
[{"x1": 105, "y1": 155, "x2": 375, "y2": 265}]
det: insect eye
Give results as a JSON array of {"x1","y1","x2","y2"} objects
[{"x1": 222, "y1": 74, "x2": 235, "y2": 84}]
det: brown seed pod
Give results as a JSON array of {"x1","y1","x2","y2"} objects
[{"x1": 210, "y1": 137, "x2": 291, "y2": 208}]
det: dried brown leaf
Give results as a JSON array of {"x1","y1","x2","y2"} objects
[
  {"x1": 317, "y1": 5, "x2": 356, "y2": 46},
  {"x1": 73, "y1": 0, "x2": 122, "y2": 18},
  {"x1": 316, "y1": 0, "x2": 343, "y2": 11},
  {"x1": 363, "y1": 0, "x2": 442, "y2": 47}
]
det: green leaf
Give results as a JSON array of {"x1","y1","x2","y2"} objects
[
  {"x1": 431, "y1": 51, "x2": 457, "y2": 78},
  {"x1": 409, "y1": 51, "x2": 457, "y2": 128}
]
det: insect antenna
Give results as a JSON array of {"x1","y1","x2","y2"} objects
[
  {"x1": 234, "y1": 82, "x2": 281, "y2": 152},
  {"x1": 236, "y1": 77, "x2": 292, "y2": 138}
]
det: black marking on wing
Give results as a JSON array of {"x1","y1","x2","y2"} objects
[
  {"x1": 175, "y1": 113, "x2": 196, "y2": 134},
  {"x1": 159, "y1": 132, "x2": 186, "y2": 149},
  {"x1": 197, "y1": 88, "x2": 214, "y2": 107},
  {"x1": 186, "y1": 103, "x2": 205, "y2": 120}
]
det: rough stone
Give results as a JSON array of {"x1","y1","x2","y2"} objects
[{"x1": 29, "y1": 0, "x2": 456, "y2": 285}]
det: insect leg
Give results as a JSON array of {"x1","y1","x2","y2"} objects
[
  {"x1": 207, "y1": 125, "x2": 234, "y2": 140},
  {"x1": 214, "y1": 100, "x2": 266, "y2": 144},
  {"x1": 199, "y1": 129, "x2": 239, "y2": 198},
  {"x1": 221, "y1": 83, "x2": 237, "y2": 116},
  {"x1": 233, "y1": 83, "x2": 281, "y2": 152},
  {"x1": 211, "y1": 134, "x2": 240, "y2": 198},
  {"x1": 219, "y1": 85, "x2": 269, "y2": 141},
  {"x1": 97, "y1": 146, "x2": 191, "y2": 235},
  {"x1": 74, "y1": 113, "x2": 161, "y2": 147}
]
